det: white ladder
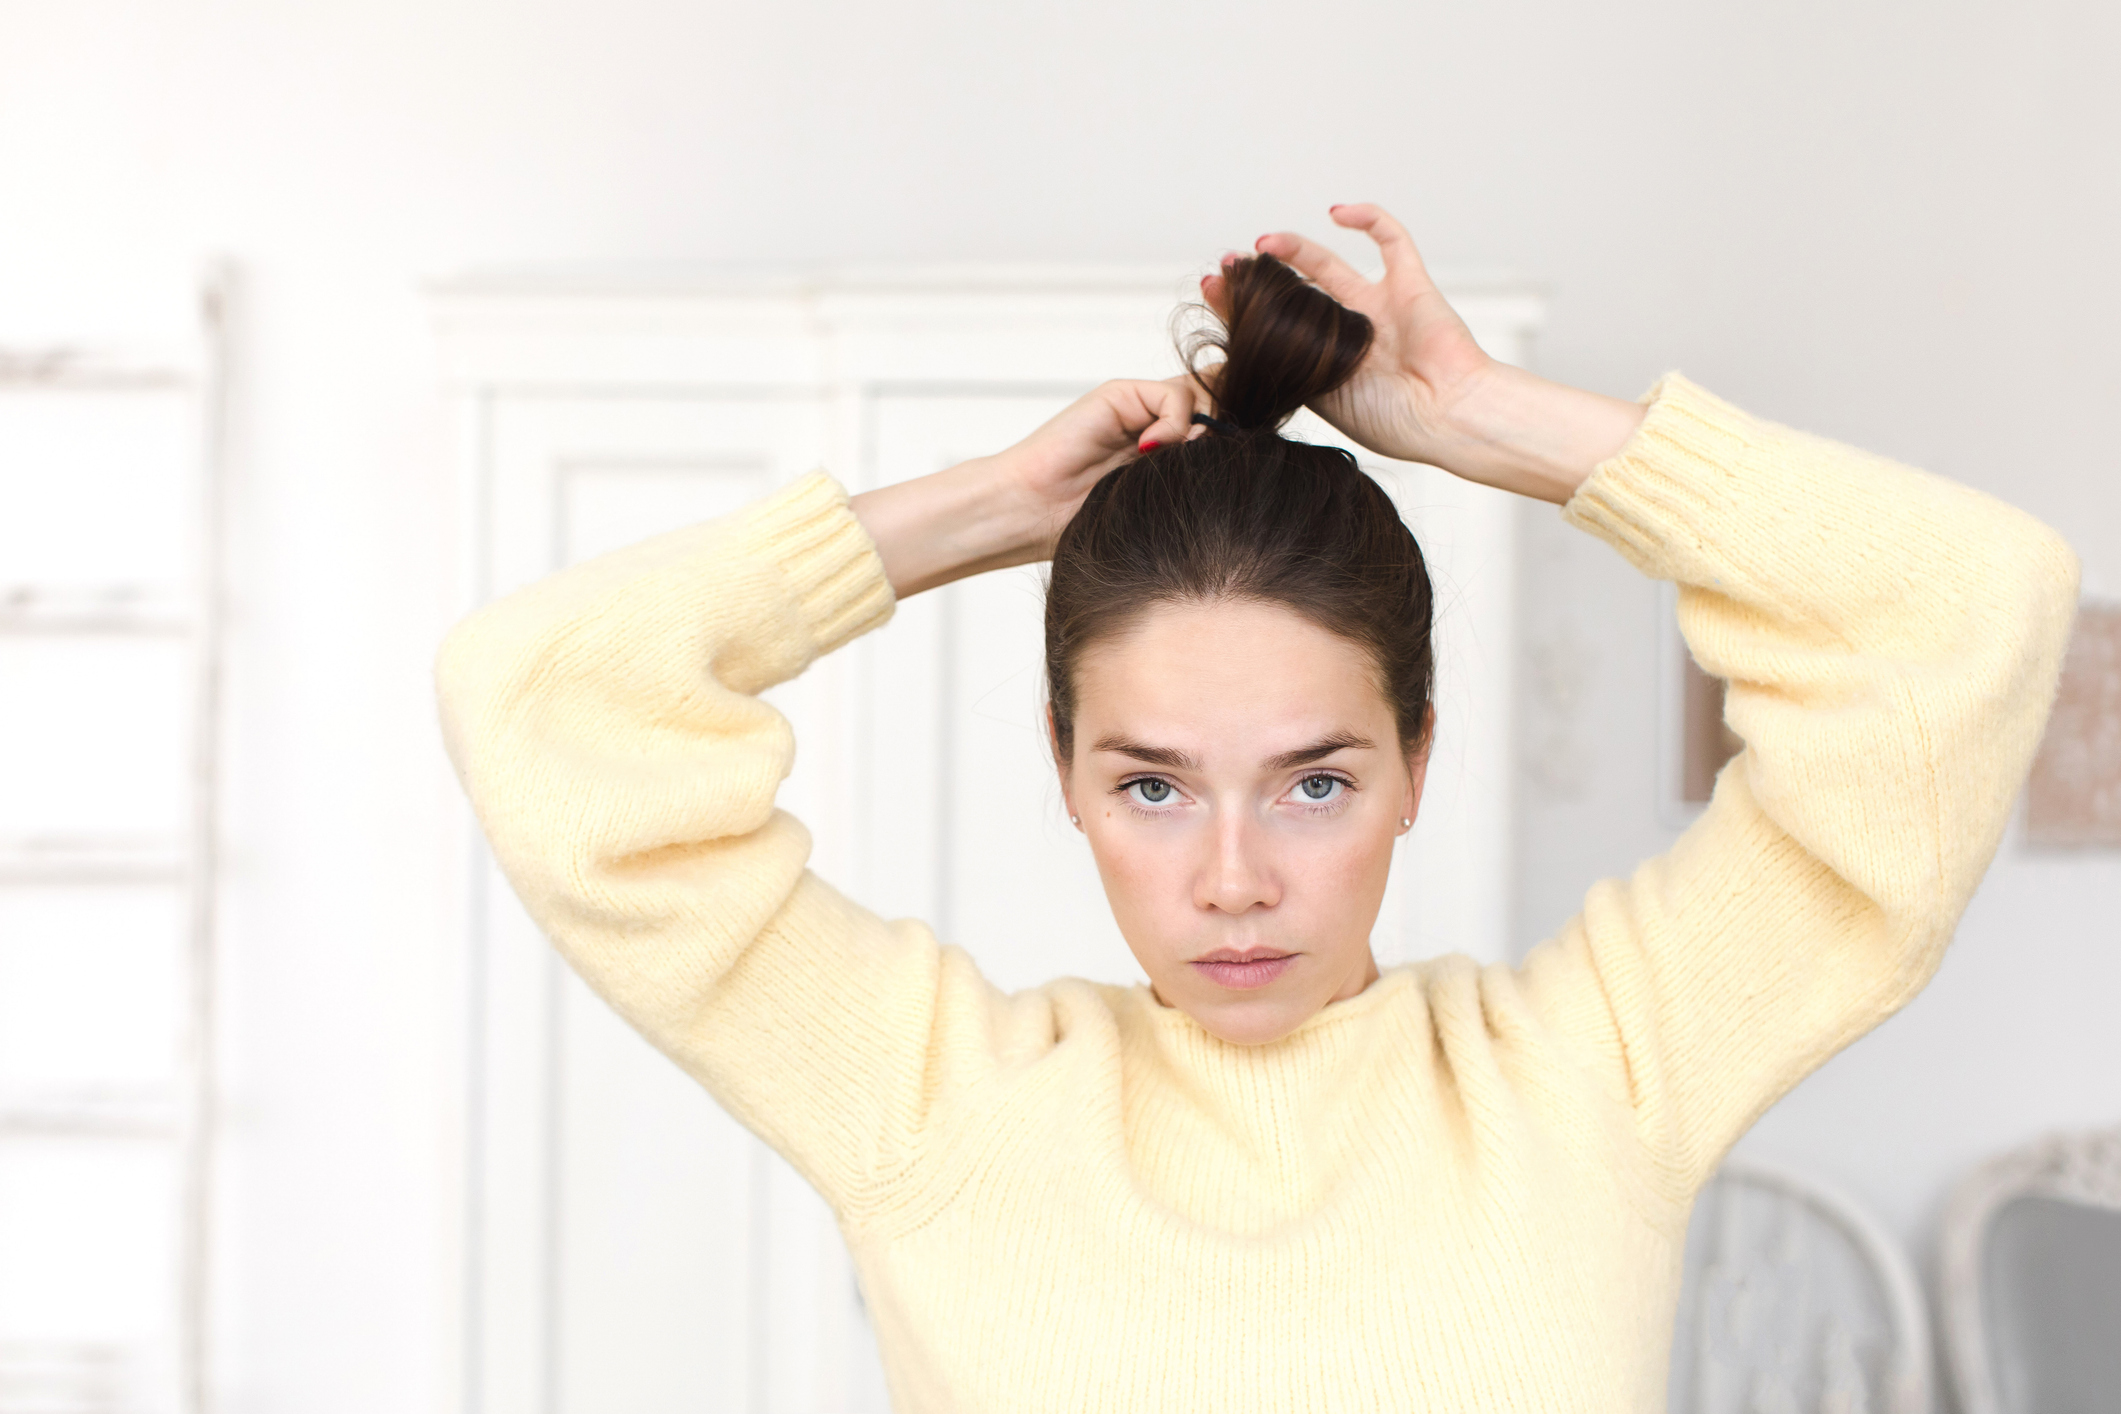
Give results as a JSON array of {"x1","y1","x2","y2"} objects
[{"x1": 0, "y1": 275, "x2": 227, "y2": 1414}]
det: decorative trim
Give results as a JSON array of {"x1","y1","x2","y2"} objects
[
  {"x1": 1937, "y1": 1123, "x2": 2121, "y2": 1414},
  {"x1": 1692, "y1": 1155, "x2": 1933, "y2": 1414},
  {"x1": 428, "y1": 264, "x2": 1547, "y2": 392}
]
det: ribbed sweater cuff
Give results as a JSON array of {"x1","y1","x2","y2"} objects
[
  {"x1": 1559, "y1": 372, "x2": 1762, "y2": 579},
  {"x1": 729, "y1": 469, "x2": 897, "y2": 655}
]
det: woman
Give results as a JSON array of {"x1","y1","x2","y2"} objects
[{"x1": 436, "y1": 204, "x2": 2080, "y2": 1410}]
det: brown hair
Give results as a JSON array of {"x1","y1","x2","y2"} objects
[{"x1": 1044, "y1": 253, "x2": 1437, "y2": 762}]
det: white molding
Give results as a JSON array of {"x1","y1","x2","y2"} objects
[
  {"x1": 429, "y1": 263, "x2": 1546, "y2": 392},
  {"x1": 0, "y1": 836, "x2": 186, "y2": 885},
  {"x1": 0, "y1": 1087, "x2": 181, "y2": 1139},
  {"x1": 0, "y1": 350, "x2": 205, "y2": 388},
  {"x1": 0, "y1": 586, "x2": 194, "y2": 636}
]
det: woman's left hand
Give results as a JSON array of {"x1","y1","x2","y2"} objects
[
  {"x1": 990, "y1": 375, "x2": 1208, "y2": 557},
  {"x1": 1201, "y1": 204, "x2": 1496, "y2": 470},
  {"x1": 1202, "y1": 203, "x2": 1645, "y2": 504}
]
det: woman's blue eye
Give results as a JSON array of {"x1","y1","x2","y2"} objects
[
  {"x1": 1131, "y1": 778, "x2": 1173, "y2": 804},
  {"x1": 1299, "y1": 775, "x2": 1341, "y2": 802}
]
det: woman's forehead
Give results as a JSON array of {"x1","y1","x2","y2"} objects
[{"x1": 1069, "y1": 599, "x2": 1395, "y2": 756}]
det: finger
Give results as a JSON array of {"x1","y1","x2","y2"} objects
[
  {"x1": 1329, "y1": 203, "x2": 1433, "y2": 286},
  {"x1": 1123, "y1": 377, "x2": 1199, "y2": 452},
  {"x1": 1165, "y1": 370, "x2": 1217, "y2": 439},
  {"x1": 1252, "y1": 229, "x2": 1373, "y2": 305},
  {"x1": 1198, "y1": 264, "x2": 1232, "y2": 322},
  {"x1": 1200, "y1": 250, "x2": 1244, "y2": 318}
]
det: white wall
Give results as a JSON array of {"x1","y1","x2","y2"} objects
[{"x1": 2, "y1": 1, "x2": 2115, "y2": 1410}]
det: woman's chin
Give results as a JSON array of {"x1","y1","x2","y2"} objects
[{"x1": 1185, "y1": 991, "x2": 1316, "y2": 1047}]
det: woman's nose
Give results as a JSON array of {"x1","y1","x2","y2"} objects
[{"x1": 1194, "y1": 810, "x2": 1280, "y2": 914}]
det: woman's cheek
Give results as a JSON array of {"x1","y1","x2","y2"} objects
[
  {"x1": 1291, "y1": 819, "x2": 1396, "y2": 915},
  {"x1": 1094, "y1": 816, "x2": 1188, "y2": 926}
]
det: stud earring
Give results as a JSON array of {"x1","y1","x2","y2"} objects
[
  {"x1": 1071, "y1": 814, "x2": 1081, "y2": 826},
  {"x1": 1400, "y1": 817, "x2": 1411, "y2": 829}
]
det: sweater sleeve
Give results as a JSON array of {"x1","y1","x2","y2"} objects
[
  {"x1": 1513, "y1": 374, "x2": 2081, "y2": 1202},
  {"x1": 434, "y1": 470, "x2": 1016, "y2": 1224}
]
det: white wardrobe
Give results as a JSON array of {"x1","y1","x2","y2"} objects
[{"x1": 431, "y1": 266, "x2": 1545, "y2": 1413}]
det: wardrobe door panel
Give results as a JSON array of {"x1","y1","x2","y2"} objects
[
  {"x1": 477, "y1": 393, "x2": 850, "y2": 1414},
  {"x1": 864, "y1": 391, "x2": 1135, "y2": 996}
]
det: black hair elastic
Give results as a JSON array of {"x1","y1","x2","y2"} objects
[{"x1": 1191, "y1": 412, "x2": 1242, "y2": 437}]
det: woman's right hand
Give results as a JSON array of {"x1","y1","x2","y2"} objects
[
  {"x1": 851, "y1": 376, "x2": 1206, "y2": 599},
  {"x1": 989, "y1": 374, "x2": 1209, "y2": 550}
]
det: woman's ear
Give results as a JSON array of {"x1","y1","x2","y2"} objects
[
  {"x1": 1401, "y1": 701, "x2": 1437, "y2": 829},
  {"x1": 1046, "y1": 704, "x2": 1076, "y2": 822}
]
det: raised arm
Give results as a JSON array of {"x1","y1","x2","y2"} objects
[
  {"x1": 433, "y1": 378, "x2": 1205, "y2": 1222},
  {"x1": 1519, "y1": 378, "x2": 2078, "y2": 1198},
  {"x1": 1246, "y1": 205, "x2": 2082, "y2": 1200}
]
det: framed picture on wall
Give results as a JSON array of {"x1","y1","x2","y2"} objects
[
  {"x1": 1655, "y1": 579, "x2": 1743, "y2": 830},
  {"x1": 1656, "y1": 584, "x2": 2121, "y2": 847},
  {"x1": 2023, "y1": 598, "x2": 2121, "y2": 848}
]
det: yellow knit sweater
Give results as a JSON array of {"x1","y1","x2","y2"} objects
[{"x1": 435, "y1": 374, "x2": 2080, "y2": 1412}]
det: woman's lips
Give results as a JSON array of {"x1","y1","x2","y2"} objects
[{"x1": 1190, "y1": 956, "x2": 1294, "y2": 989}]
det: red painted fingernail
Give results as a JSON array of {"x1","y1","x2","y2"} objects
[{"x1": 1139, "y1": 440, "x2": 1160, "y2": 452}]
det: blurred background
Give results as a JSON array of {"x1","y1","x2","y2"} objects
[{"x1": 1, "y1": 2, "x2": 2116, "y2": 1411}]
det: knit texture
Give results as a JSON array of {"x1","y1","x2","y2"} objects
[{"x1": 435, "y1": 374, "x2": 2081, "y2": 1412}]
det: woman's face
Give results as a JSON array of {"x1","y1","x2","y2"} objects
[{"x1": 1057, "y1": 598, "x2": 1431, "y2": 1047}]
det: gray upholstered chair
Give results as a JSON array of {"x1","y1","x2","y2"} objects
[
  {"x1": 1669, "y1": 1156, "x2": 1933, "y2": 1414},
  {"x1": 1938, "y1": 1124, "x2": 2121, "y2": 1414}
]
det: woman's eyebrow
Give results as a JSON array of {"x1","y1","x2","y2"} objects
[
  {"x1": 1263, "y1": 733, "x2": 1374, "y2": 771},
  {"x1": 1091, "y1": 736, "x2": 1202, "y2": 771}
]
